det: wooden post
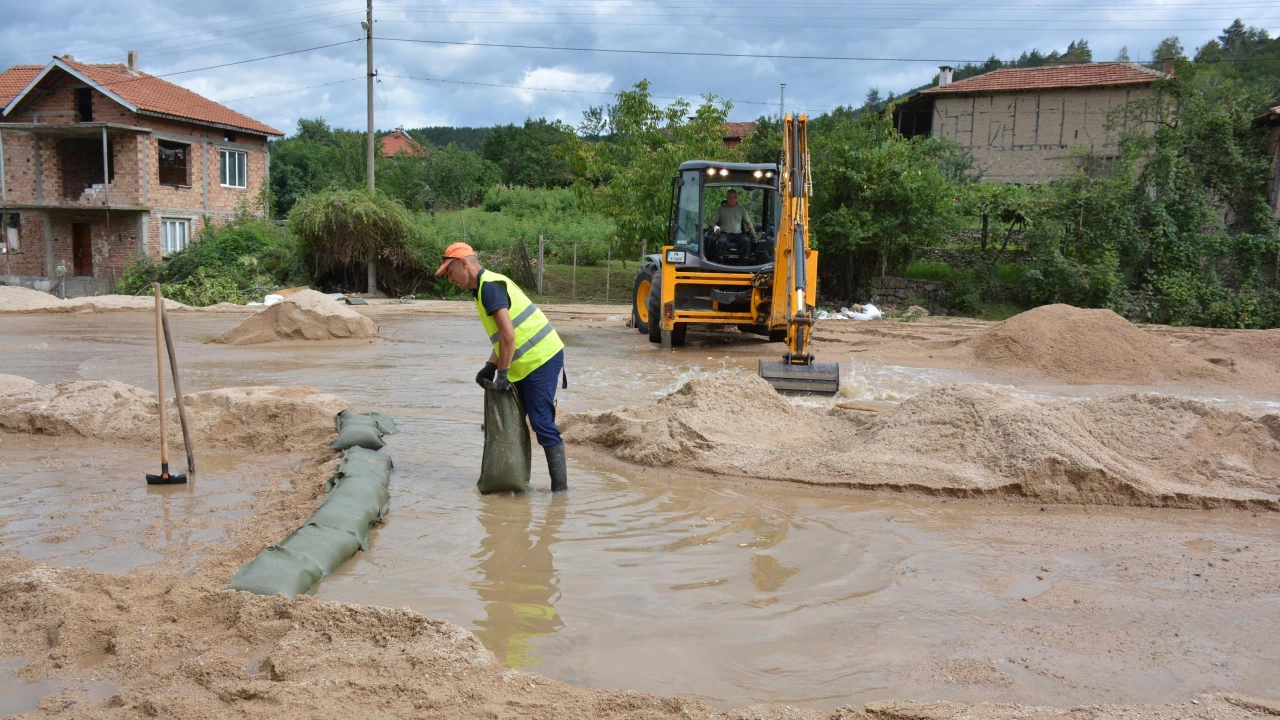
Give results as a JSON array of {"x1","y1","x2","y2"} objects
[
  {"x1": 572, "y1": 242, "x2": 577, "y2": 300},
  {"x1": 605, "y1": 244, "x2": 611, "y2": 302},
  {"x1": 161, "y1": 301, "x2": 194, "y2": 474},
  {"x1": 537, "y1": 235, "x2": 544, "y2": 294}
]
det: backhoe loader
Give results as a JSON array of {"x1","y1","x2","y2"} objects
[{"x1": 630, "y1": 114, "x2": 840, "y2": 394}]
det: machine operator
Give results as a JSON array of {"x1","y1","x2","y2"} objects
[{"x1": 711, "y1": 189, "x2": 755, "y2": 263}]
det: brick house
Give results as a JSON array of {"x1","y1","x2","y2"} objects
[
  {"x1": 0, "y1": 52, "x2": 283, "y2": 295},
  {"x1": 722, "y1": 121, "x2": 756, "y2": 149},
  {"x1": 892, "y1": 62, "x2": 1169, "y2": 183},
  {"x1": 379, "y1": 127, "x2": 425, "y2": 157}
]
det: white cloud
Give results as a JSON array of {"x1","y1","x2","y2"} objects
[{"x1": 514, "y1": 67, "x2": 613, "y2": 105}]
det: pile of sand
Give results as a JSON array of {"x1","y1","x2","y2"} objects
[
  {"x1": 964, "y1": 304, "x2": 1223, "y2": 385},
  {"x1": 0, "y1": 284, "x2": 64, "y2": 311},
  {"x1": 0, "y1": 375, "x2": 349, "y2": 452},
  {"x1": 212, "y1": 289, "x2": 378, "y2": 345},
  {"x1": 563, "y1": 374, "x2": 1280, "y2": 509}
]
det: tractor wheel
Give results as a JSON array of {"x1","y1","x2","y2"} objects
[
  {"x1": 632, "y1": 264, "x2": 656, "y2": 335},
  {"x1": 647, "y1": 267, "x2": 663, "y2": 344}
]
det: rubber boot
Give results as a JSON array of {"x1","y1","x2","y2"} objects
[{"x1": 545, "y1": 443, "x2": 568, "y2": 492}]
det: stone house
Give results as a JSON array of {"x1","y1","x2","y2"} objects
[
  {"x1": 0, "y1": 52, "x2": 283, "y2": 295},
  {"x1": 892, "y1": 62, "x2": 1170, "y2": 183}
]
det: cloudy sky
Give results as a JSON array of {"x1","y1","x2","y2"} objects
[{"x1": 0, "y1": 0, "x2": 1271, "y2": 136}]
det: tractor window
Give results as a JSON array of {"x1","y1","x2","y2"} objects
[
  {"x1": 673, "y1": 170, "x2": 700, "y2": 246},
  {"x1": 703, "y1": 185, "x2": 773, "y2": 233}
]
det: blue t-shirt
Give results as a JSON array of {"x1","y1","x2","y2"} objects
[{"x1": 473, "y1": 268, "x2": 511, "y2": 316}]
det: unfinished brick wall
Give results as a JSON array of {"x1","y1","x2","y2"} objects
[
  {"x1": 44, "y1": 211, "x2": 140, "y2": 279},
  {"x1": 931, "y1": 86, "x2": 1153, "y2": 183},
  {"x1": 0, "y1": 131, "x2": 39, "y2": 203},
  {"x1": 1, "y1": 211, "x2": 48, "y2": 277}
]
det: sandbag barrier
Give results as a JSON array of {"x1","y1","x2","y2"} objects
[{"x1": 229, "y1": 413, "x2": 396, "y2": 598}]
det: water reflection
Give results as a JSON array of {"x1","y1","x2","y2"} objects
[{"x1": 471, "y1": 493, "x2": 566, "y2": 669}]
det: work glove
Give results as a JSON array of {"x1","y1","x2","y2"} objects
[
  {"x1": 491, "y1": 368, "x2": 512, "y2": 392},
  {"x1": 475, "y1": 361, "x2": 498, "y2": 387},
  {"x1": 713, "y1": 225, "x2": 722, "y2": 234}
]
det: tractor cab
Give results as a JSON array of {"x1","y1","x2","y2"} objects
[{"x1": 668, "y1": 161, "x2": 781, "y2": 271}]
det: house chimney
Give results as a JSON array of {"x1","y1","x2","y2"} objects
[
  {"x1": 938, "y1": 65, "x2": 954, "y2": 87},
  {"x1": 1160, "y1": 56, "x2": 1174, "y2": 77},
  {"x1": 127, "y1": 50, "x2": 137, "y2": 72}
]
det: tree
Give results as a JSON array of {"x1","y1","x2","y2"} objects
[
  {"x1": 1063, "y1": 39, "x2": 1093, "y2": 63},
  {"x1": 1151, "y1": 36, "x2": 1186, "y2": 63},
  {"x1": 578, "y1": 105, "x2": 614, "y2": 142},
  {"x1": 422, "y1": 144, "x2": 500, "y2": 210},
  {"x1": 863, "y1": 87, "x2": 881, "y2": 108},
  {"x1": 1115, "y1": 47, "x2": 1131, "y2": 62},
  {"x1": 562, "y1": 80, "x2": 735, "y2": 256},
  {"x1": 288, "y1": 189, "x2": 417, "y2": 293},
  {"x1": 737, "y1": 115, "x2": 782, "y2": 164},
  {"x1": 480, "y1": 118, "x2": 575, "y2": 187},
  {"x1": 809, "y1": 105, "x2": 962, "y2": 296}
]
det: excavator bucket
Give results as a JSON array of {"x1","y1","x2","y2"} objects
[{"x1": 758, "y1": 359, "x2": 841, "y2": 395}]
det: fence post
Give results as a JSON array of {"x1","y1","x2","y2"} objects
[
  {"x1": 538, "y1": 235, "x2": 544, "y2": 295},
  {"x1": 572, "y1": 242, "x2": 577, "y2": 301},
  {"x1": 641, "y1": 239, "x2": 647, "y2": 261},
  {"x1": 605, "y1": 245, "x2": 611, "y2": 302}
]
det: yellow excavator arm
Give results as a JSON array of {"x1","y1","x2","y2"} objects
[{"x1": 757, "y1": 114, "x2": 841, "y2": 394}]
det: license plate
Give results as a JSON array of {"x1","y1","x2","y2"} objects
[{"x1": 666, "y1": 250, "x2": 686, "y2": 264}]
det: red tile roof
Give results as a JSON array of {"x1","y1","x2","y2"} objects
[
  {"x1": 2, "y1": 57, "x2": 283, "y2": 137},
  {"x1": 379, "y1": 128, "x2": 425, "y2": 156},
  {"x1": 723, "y1": 121, "x2": 757, "y2": 139},
  {"x1": 0, "y1": 65, "x2": 43, "y2": 108},
  {"x1": 923, "y1": 62, "x2": 1166, "y2": 95}
]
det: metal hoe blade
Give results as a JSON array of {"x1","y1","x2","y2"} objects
[{"x1": 758, "y1": 359, "x2": 841, "y2": 395}]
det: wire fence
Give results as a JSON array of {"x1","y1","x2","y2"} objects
[{"x1": 522, "y1": 235, "x2": 647, "y2": 304}]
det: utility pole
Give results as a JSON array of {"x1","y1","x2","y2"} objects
[
  {"x1": 780, "y1": 83, "x2": 786, "y2": 120},
  {"x1": 364, "y1": 0, "x2": 377, "y2": 294}
]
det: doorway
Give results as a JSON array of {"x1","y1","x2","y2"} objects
[{"x1": 72, "y1": 223, "x2": 92, "y2": 277}]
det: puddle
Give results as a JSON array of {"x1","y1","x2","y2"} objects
[{"x1": 0, "y1": 658, "x2": 119, "y2": 717}]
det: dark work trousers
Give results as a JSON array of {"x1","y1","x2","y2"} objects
[
  {"x1": 716, "y1": 232, "x2": 750, "y2": 262},
  {"x1": 514, "y1": 349, "x2": 565, "y2": 448}
]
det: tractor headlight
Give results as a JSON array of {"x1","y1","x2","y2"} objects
[
  {"x1": 706, "y1": 167, "x2": 717, "y2": 176},
  {"x1": 753, "y1": 170, "x2": 763, "y2": 178},
  {"x1": 719, "y1": 168, "x2": 729, "y2": 176}
]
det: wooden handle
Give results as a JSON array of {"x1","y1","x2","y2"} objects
[{"x1": 154, "y1": 283, "x2": 168, "y2": 466}]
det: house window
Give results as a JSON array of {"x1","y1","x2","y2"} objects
[
  {"x1": 4, "y1": 213, "x2": 18, "y2": 252},
  {"x1": 224, "y1": 130, "x2": 237, "y2": 142},
  {"x1": 162, "y1": 218, "x2": 190, "y2": 255},
  {"x1": 220, "y1": 149, "x2": 247, "y2": 188},
  {"x1": 76, "y1": 88, "x2": 93, "y2": 122},
  {"x1": 157, "y1": 140, "x2": 189, "y2": 186}
]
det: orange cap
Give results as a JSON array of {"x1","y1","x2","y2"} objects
[{"x1": 435, "y1": 242, "x2": 476, "y2": 276}]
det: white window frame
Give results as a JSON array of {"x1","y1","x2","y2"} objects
[
  {"x1": 220, "y1": 148, "x2": 248, "y2": 188},
  {"x1": 161, "y1": 218, "x2": 190, "y2": 256}
]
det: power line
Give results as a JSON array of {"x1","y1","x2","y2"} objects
[
  {"x1": 383, "y1": 72, "x2": 831, "y2": 112},
  {"x1": 380, "y1": 0, "x2": 1280, "y2": 10},
  {"x1": 83, "y1": 19, "x2": 363, "y2": 65},
  {"x1": 0, "y1": 0, "x2": 360, "y2": 63},
  {"x1": 378, "y1": 18, "x2": 1276, "y2": 31},
  {"x1": 219, "y1": 76, "x2": 366, "y2": 103},
  {"x1": 383, "y1": 8, "x2": 1280, "y2": 23}
]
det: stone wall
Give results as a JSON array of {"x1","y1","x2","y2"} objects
[{"x1": 870, "y1": 275, "x2": 947, "y2": 301}]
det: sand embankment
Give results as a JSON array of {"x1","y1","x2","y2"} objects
[
  {"x1": 0, "y1": 285, "x2": 254, "y2": 313},
  {"x1": 563, "y1": 374, "x2": 1280, "y2": 510},
  {"x1": 0, "y1": 375, "x2": 348, "y2": 452},
  {"x1": 212, "y1": 289, "x2": 378, "y2": 344}
]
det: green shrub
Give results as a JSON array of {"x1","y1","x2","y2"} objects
[{"x1": 901, "y1": 260, "x2": 953, "y2": 281}]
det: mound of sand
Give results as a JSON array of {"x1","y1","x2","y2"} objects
[
  {"x1": 212, "y1": 289, "x2": 378, "y2": 345},
  {"x1": 0, "y1": 375, "x2": 349, "y2": 452},
  {"x1": 965, "y1": 304, "x2": 1222, "y2": 385},
  {"x1": 563, "y1": 374, "x2": 1280, "y2": 509},
  {"x1": 0, "y1": 285, "x2": 64, "y2": 311}
]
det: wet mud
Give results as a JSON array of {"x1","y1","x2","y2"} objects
[{"x1": 0, "y1": 303, "x2": 1278, "y2": 718}]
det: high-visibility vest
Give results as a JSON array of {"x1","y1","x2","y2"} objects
[{"x1": 475, "y1": 269, "x2": 564, "y2": 382}]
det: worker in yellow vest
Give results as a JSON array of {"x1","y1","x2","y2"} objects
[{"x1": 436, "y1": 243, "x2": 568, "y2": 492}]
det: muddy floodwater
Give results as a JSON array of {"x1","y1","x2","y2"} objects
[{"x1": 2, "y1": 308, "x2": 1278, "y2": 711}]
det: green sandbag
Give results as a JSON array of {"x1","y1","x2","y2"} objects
[
  {"x1": 340, "y1": 447, "x2": 393, "y2": 473},
  {"x1": 276, "y1": 523, "x2": 362, "y2": 576},
  {"x1": 336, "y1": 410, "x2": 398, "y2": 435},
  {"x1": 331, "y1": 424, "x2": 384, "y2": 451},
  {"x1": 327, "y1": 474, "x2": 391, "y2": 519},
  {"x1": 307, "y1": 494, "x2": 382, "y2": 549},
  {"x1": 327, "y1": 449, "x2": 393, "y2": 492},
  {"x1": 477, "y1": 385, "x2": 532, "y2": 494},
  {"x1": 228, "y1": 546, "x2": 322, "y2": 598}
]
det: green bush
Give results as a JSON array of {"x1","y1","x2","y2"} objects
[
  {"x1": 901, "y1": 260, "x2": 953, "y2": 281},
  {"x1": 116, "y1": 217, "x2": 301, "y2": 304}
]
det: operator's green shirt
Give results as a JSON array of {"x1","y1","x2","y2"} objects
[{"x1": 711, "y1": 204, "x2": 751, "y2": 234}]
